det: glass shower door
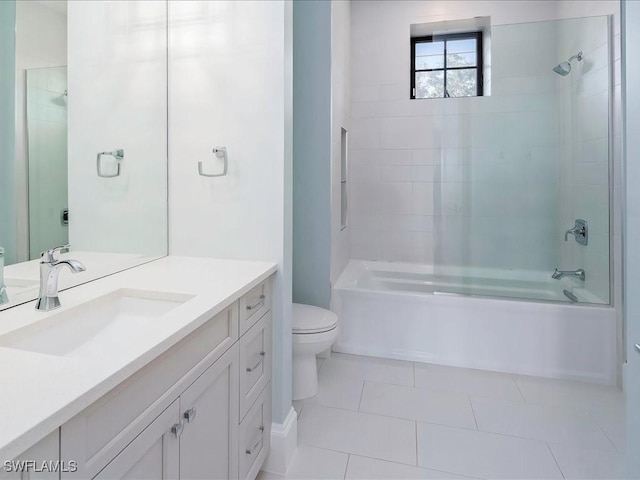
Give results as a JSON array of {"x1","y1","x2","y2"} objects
[
  {"x1": 431, "y1": 15, "x2": 611, "y2": 305},
  {"x1": 26, "y1": 66, "x2": 69, "y2": 260}
]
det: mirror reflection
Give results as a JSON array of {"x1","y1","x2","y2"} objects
[{"x1": 0, "y1": 0, "x2": 168, "y2": 311}]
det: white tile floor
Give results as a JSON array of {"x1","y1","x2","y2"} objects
[{"x1": 260, "y1": 353, "x2": 626, "y2": 480}]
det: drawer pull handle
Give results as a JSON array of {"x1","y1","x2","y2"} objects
[
  {"x1": 245, "y1": 426, "x2": 265, "y2": 455},
  {"x1": 184, "y1": 407, "x2": 197, "y2": 423},
  {"x1": 246, "y1": 352, "x2": 266, "y2": 372},
  {"x1": 246, "y1": 295, "x2": 265, "y2": 311},
  {"x1": 171, "y1": 421, "x2": 184, "y2": 438}
]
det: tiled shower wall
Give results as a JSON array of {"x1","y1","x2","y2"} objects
[
  {"x1": 557, "y1": 15, "x2": 614, "y2": 304},
  {"x1": 349, "y1": 1, "x2": 620, "y2": 276}
]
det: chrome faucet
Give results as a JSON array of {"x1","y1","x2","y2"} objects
[
  {"x1": 36, "y1": 245, "x2": 86, "y2": 311},
  {"x1": 552, "y1": 268, "x2": 586, "y2": 282},
  {"x1": 565, "y1": 219, "x2": 588, "y2": 245}
]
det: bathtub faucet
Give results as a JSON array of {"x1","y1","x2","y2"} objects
[{"x1": 552, "y1": 268, "x2": 585, "y2": 282}]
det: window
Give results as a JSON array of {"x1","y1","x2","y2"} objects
[{"x1": 411, "y1": 32, "x2": 483, "y2": 99}]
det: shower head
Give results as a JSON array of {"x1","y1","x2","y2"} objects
[
  {"x1": 553, "y1": 62, "x2": 571, "y2": 76},
  {"x1": 553, "y1": 51, "x2": 583, "y2": 76}
]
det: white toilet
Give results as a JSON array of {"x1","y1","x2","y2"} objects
[{"x1": 292, "y1": 303, "x2": 338, "y2": 400}]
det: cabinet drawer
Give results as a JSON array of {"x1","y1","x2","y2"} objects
[
  {"x1": 239, "y1": 281, "x2": 271, "y2": 335},
  {"x1": 239, "y1": 311, "x2": 271, "y2": 421},
  {"x1": 62, "y1": 305, "x2": 238, "y2": 479},
  {"x1": 239, "y1": 384, "x2": 271, "y2": 480}
]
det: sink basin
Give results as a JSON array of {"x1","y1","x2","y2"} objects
[
  {"x1": 3, "y1": 278, "x2": 39, "y2": 294},
  {"x1": 0, "y1": 289, "x2": 194, "y2": 357}
]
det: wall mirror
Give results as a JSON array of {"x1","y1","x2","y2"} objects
[{"x1": 0, "y1": 0, "x2": 168, "y2": 311}]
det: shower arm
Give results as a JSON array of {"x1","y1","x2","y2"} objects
[{"x1": 568, "y1": 51, "x2": 583, "y2": 63}]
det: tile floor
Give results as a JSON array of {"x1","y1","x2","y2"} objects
[{"x1": 260, "y1": 353, "x2": 627, "y2": 480}]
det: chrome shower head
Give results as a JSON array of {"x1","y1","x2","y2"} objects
[
  {"x1": 553, "y1": 62, "x2": 571, "y2": 76},
  {"x1": 553, "y1": 51, "x2": 583, "y2": 76}
]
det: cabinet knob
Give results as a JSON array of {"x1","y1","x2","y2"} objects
[
  {"x1": 171, "y1": 421, "x2": 184, "y2": 438},
  {"x1": 184, "y1": 407, "x2": 197, "y2": 423}
]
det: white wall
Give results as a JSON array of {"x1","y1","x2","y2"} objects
[
  {"x1": 330, "y1": 0, "x2": 351, "y2": 288},
  {"x1": 168, "y1": 0, "x2": 293, "y2": 425},
  {"x1": 14, "y1": 0, "x2": 67, "y2": 262},
  {"x1": 67, "y1": 1, "x2": 167, "y2": 257}
]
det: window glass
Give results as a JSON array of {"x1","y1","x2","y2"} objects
[
  {"x1": 415, "y1": 71, "x2": 444, "y2": 99},
  {"x1": 411, "y1": 33, "x2": 482, "y2": 99},
  {"x1": 415, "y1": 41, "x2": 444, "y2": 69},
  {"x1": 446, "y1": 69, "x2": 477, "y2": 97}
]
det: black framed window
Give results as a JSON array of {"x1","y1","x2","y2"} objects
[{"x1": 411, "y1": 32, "x2": 483, "y2": 99}]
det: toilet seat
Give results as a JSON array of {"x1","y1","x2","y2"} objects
[{"x1": 292, "y1": 303, "x2": 338, "y2": 334}]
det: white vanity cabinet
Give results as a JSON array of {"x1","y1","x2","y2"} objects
[
  {"x1": 92, "y1": 399, "x2": 180, "y2": 480},
  {"x1": 55, "y1": 277, "x2": 273, "y2": 480},
  {"x1": 178, "y1": 343, "x2": 239, "y2": 480},
  {"x1": 0, "y1": 431, "x2": 60, "y2": 480},
  {"x1": 93, "y1": 345, "x2": 239, "y2": 480}
]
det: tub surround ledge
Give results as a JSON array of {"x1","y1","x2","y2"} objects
[{"x1": 0, "y1": 256, "x2": 278, "y2": 462}]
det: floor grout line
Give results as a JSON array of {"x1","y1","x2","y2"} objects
[
  {"x1": 468, "y1": 394, "x2": 479, "y2": 430},
  {"x1": 413, "y1": 361, "x2": 416, "y2": 387},
  {"x1": 414, "y1": 421, "x2": 418, "y2": 466},
  {"x1": 546, "y1": 441, "x2": 566, "y2": 479},
  {"x1": 309, "y1": 401, "x2": 591, "y2": 446},
  {"x1": 343, "y1": 454, "x2": 350, "y2": 480},
  {"x1": 309, "y1": 446, "x2": 483, "y2": 478},
  {"x1": 514, "y1": 379, "x2": 527, "y2": 403},
  {"x1": 357, "y1": 381, "x2": 366, "y2": 411},
  {"x1": 587, "y1": 408, "x2": 620, "y2": 452}
]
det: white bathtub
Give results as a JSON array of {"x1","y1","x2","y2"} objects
[{"x1": 333, "y1": 260, "x2": 617, "y2": 385}]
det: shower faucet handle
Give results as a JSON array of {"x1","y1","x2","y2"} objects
[{"x1": 564, "y1": 219, "x2": 588, "y2": 245}]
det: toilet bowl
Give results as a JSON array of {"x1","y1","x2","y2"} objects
[{"x1": 292, "y1": 303, "x2": 338, "y2": 400}]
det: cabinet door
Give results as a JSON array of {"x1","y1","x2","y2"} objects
[
  {"x1": 92, "y1": 400, "x2": 180, "y2": 480},
  {"x1": 179, "y1": 344, "x2": 239, "y2": 480},
  {"x1": 0, "y1": 431, "x2": 59, "y2": 480}
]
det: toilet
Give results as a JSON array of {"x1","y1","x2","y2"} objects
[{"x1": 292, "y1": 303, "x2": 338, "y2": 400}]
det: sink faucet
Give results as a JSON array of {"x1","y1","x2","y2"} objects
[
  {"x1": 36, "y1": 245, "x2": 86, "y2": 311},
  {"x1": 552, "y1": 268, "x2": 586, "y2": 282}
]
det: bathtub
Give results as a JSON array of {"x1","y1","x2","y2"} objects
[{"x1": 332, "y1": 260, "x2": 617, "y2": 385}]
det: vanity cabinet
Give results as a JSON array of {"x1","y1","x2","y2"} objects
[
  {"x1": 179, "y1": 344, "x2": 239, "y2": 480},
  {"x1": 55, "y1": 277, "x2": 273, "y2": 480},
  {"x1": 92, "y1": 400, "x2": 180, "y2": 480},
  {"x1": 93, "y1": 344, "x2": 239, "y2": 480},
  {"x1": 0, "y1": 431, "x2": 59, "y2": 480}
]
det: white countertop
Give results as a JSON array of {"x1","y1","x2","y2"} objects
[
  {"x1": 0, "y1": 256, "x2": 277, "y2": 461},
  {"x1": 1, "y1": 251, "x2": 161, "y2": 311}
]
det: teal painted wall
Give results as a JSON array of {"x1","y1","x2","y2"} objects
[
  {"x1": 292, "y1": 0, "x2": 332, "y2": 309},
  {"x1": 0, "y1": 1, "x2": 16, "y2": 265}
]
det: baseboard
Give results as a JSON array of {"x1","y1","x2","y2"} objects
[{"x1": 261, "y1": 406, "x2": 298, "y2": 475}]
